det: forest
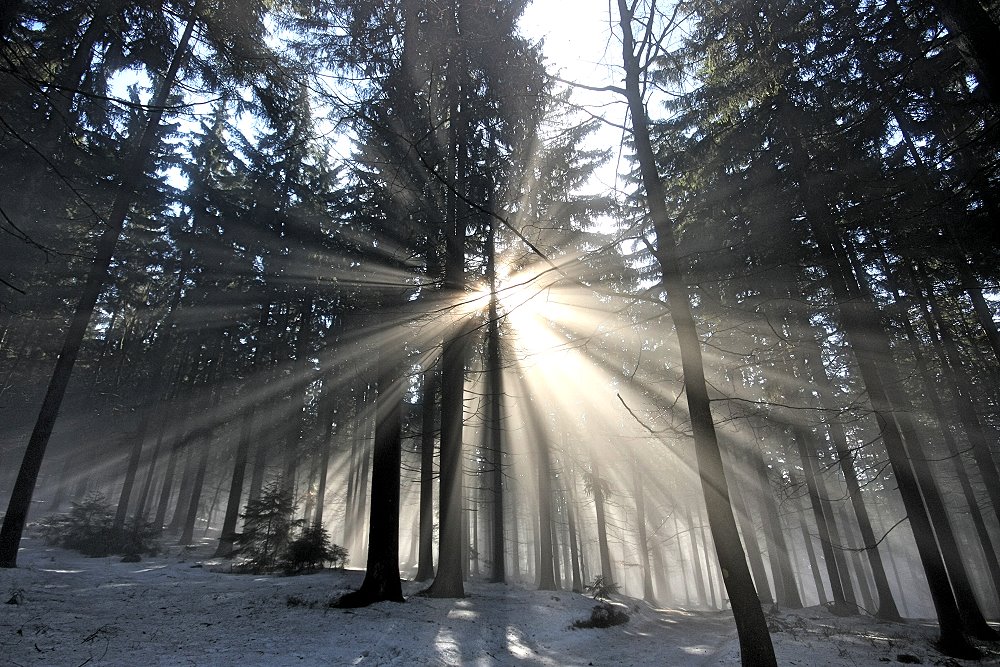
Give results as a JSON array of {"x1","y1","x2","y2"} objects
[{"x1": 1, "y1": 0, "x2": 999, "y2": 665}]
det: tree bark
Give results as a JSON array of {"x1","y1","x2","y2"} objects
[
  {"x1": 415, "y1": 366, "x2": 437, "y2": 581},
  {"x1": 616, "y1": 3, "x2": 776, "y2": 661},
  {"x1": 0, "y1": 0, "x2": 202, "y2": 568},
  {"x1": 335, "y1": 346, "x2": 405, "y2": 607},
  {"x1": 632, "y1": 457, "x2": 655, "y2": 602}
]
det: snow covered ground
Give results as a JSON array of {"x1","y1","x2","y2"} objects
[{"x1": 1, "y1": 535, "x2": 997, "y2": 666}]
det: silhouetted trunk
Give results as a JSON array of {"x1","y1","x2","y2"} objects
[
  {"x1": 424, "y1": 0, "x2": 468, "y2": 597},
  {"x1": 0, "y1": 0, "x2": 202, "y2": 568},
  {"x1": 729, "y1": 448, "x2": 773, "y2": 606},
  {"x1": 312, "y1": 388, "x2": 335, "y2": 527},
  {"x1": 415, "y1": 366, "x2": 437, "y2": 582},
  {"x1": 215, "y1": 405, "x2": 254, "y2": 557},
  {"x1": 752, "y1": 449, "x2": 802, "y2": 609},
  {"x1": 789, "y1": 466, "x2": 827, "y2": 605},
  {"x1": 825, "y1": 412, "x2": 901, "y2": 620},
  {"x1": 167, "y1": 445, "x2": 195, "y2": 534},
  {"x1": 685, "y1": 503, "x2": 708, "y2": 607},
  {"x1": 965, "y1": 277, "x2": 1000, "y2": 364},
  {"x1": 884, "y1": 269, "x2": 1000, "y2": 607},
  {"x1": 487, "y1": 236, "x2": 505, "y2": 583},
  {"x1": 591, "y1": 454, "x2": 614, "y2": 584},
  {"x1": 179, "y1": 428, "x2": 213, "y2": 546},
  {"x1": 837, "y1": 504, "x2": 875, "y2": 613},
  {"x1": 786, "y1": 126, "x2": 979, "y2": 655},
  {"x1": 915, "y1": 265, "x2": 1000, "y2": 521},
  {"x1": 335, "y1": 347, "x2": 405, "y2": 607},
  {"x1": 632, "y1": 458, "x2": 654, "y2": 602},
  {"x1": 932, "y1": 0, "x2": 1000, "y2": 102},
  {"x1": 154, "y1": 434, "x2": 181, "y2": 530},
  {"x1": 616, "y1": 3, "x2": 776, "y2": 660},
  {"x1": 526, "y1": 399, "x2": 556, "y2": 591}
]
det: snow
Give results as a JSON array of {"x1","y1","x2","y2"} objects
[{"x1": 2, "y1": 536, "x2": 997, "y2": 666}]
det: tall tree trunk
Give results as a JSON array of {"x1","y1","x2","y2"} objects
[
  {"x1": 215, "y1": 404, "x2": 254, "y2": 557},
  {"x1": 312, "y1": 383, "x2": 336, "y2": 528},
  {"x1": 786, "y1": 127, "x2": 979, "y2": 655},
  {"x1": 565, "y1": 463, "x2": 584, "y2": 593},
  {"x1": 685, "y1": 502, "x2": 708, "y2": 607},
  {"x1": 753, "y1": 448, "x2": 802, "y2": 609},
  {"x1": 789, "y1": 466, "x2": 827, "y2": 605},
  {"x1": 728, "y1": 448, "x2": 773, "y2": 606},
  {"x1": 424, "y1": 0, "x2": 468, "y2": 597},
  {"x1": 487, "y1": 222, "x2": 506, "y2": 583},
  {"x1": 616, "y1": 3, "x2": 776, "y2": 661},
  {"x1": 526, "y1": 399, "x2": 557, "y2": 591},
  {"x1": 0, "y1": 0, "x2": 202, "y2": 568},
  {"x1": 965, "y1": 277, "x2": 1000, "y2": 364},
  {"x1": 154, "y1": 433, "x2": 181, "y2": 530},
  {"x1": 335, "y1": 345, "x2": 405, "y2": 607},
  {"x1": 590, "y1": 454, "x2": 614, "y2": 585},
  {"x1": 632, "y1": 457, "x2": 655, "y2": 602},
  {"x1": 415, "y1": 366, "x2": 437, "y2": 581},
  {"x1": 885, "y1": 270, "x2": 1000, "y2": 605}
]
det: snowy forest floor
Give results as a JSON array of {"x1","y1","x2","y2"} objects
[{"x1": 1, "y1": 535, "x2": 998, "y2": 666}]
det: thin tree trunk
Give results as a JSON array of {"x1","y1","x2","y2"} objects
[
  {"x1": 565, "y1": 464, "x2": 583, "y2": 593},
  {"x1": 790, "y1": 467, "x2": 827, "y2": 605},
  {"x1": 487, "y1": 242, "x2": 505, "y2": 583},
  {"x1": 632, "y1": 458, "x2": 655, "y2": 602},
  {"x1": 787, "y1": 133, "x2": 979, "y2": 654},
  {"x1": 215, "y1": 404, "x2": 254, "y2": 557},
  {"x1": 729, "y1": 452, "x2": 773, "y2": 606},
  {"x1": 753, "y1": 449, "x2": 802, "y2": 609},
  {"x1": 616, "y1": 3, "x2": 776, "y2": 661},
  {"x1": 0, "y1": 0, "x2": 202, "y2": 567},
  {"x1": 415, "y1": 366, "x2": 437, "y2": 581},
  {"x1": 591, "y1": 454, "x2": 614, "y2": 584}
]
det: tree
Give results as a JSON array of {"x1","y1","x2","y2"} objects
[{"x1": 613, "y1": 2, "x2": 777, "y2": 664}]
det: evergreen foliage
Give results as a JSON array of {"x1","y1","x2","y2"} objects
[
  {"x1": 37, "y1": 494, "x2": 159, "y2": 558},
  {"x1": 234, "y1": 482, "x2": 303, "y2": 573},
  {"x1": 233, "y1": 484, "x2": 347, "y2": 575},
  {"x1": 585, "y1": 574, "x2": 620, "y2": 601},
  {"x1": 283, "y1": 523, "x2": 347, "y2": 574}
]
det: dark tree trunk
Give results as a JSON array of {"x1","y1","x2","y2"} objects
[
  {"x1": 312, "y1": 385, "x2": 336, "y2": 527},
  {"x1": 424, "y1": 321, "x2": 471, "y2": 597},
  {"x1": 0, "y1": 0, "x2": 202, "y2": 568},
  {"x1": 487, "y1": 229, "x2": 505, "y2": 583},
  {"x1": 215, "y1": 405, "x2": 254, "y2": 557},
  {"x1": 415, "y1": 366, "x2": 437, "y2": 582},
  {"x1": 753, "y1": 449, "x2": 802, "y2": 609},
  {"x1": 154, "y1": 434, "x2": 181, "y2": 530},
  {"x1": 632, "y1": 458, "x2": 655, "y2": 603},
  {"x1": 786, "y1": 132, "x2": 979, "y2": 655},
  {"x1": 885, "y1": 270, "x2": 1000, "y2": 607},
  {"x1": 335, "y1": 348, "x2": 405, "y2": 607},
  {"x1": 591, "y1": 455, "x2": 614, "y2": 585},
  {"x1": 526, "y1": 399, "x2": 557, "y2": 591},
  {"x1": 728, "y1": 449, "x2": 773, "y2": 606},
  {"x1": 178, "y1": 427, "x2": 213, "y2": 546},
  {"x1": 565, "y1": 464, "x2": 584, "y2": 593},
  {"x1": 789, "y1": 466, "x2": 827, "y2": 605},
  {"x1": 787, "y1": 403, "x2": 851, "y2": 611},
  {"x1": 617, "y1": 3, "x2": 776, "y2": 661},
  {"x1": 685, "y1": 503, "x2": 708, "y2": 607},
  {"x1": 932, "y1": 0, "x2": 1000, "y2": 102}
]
